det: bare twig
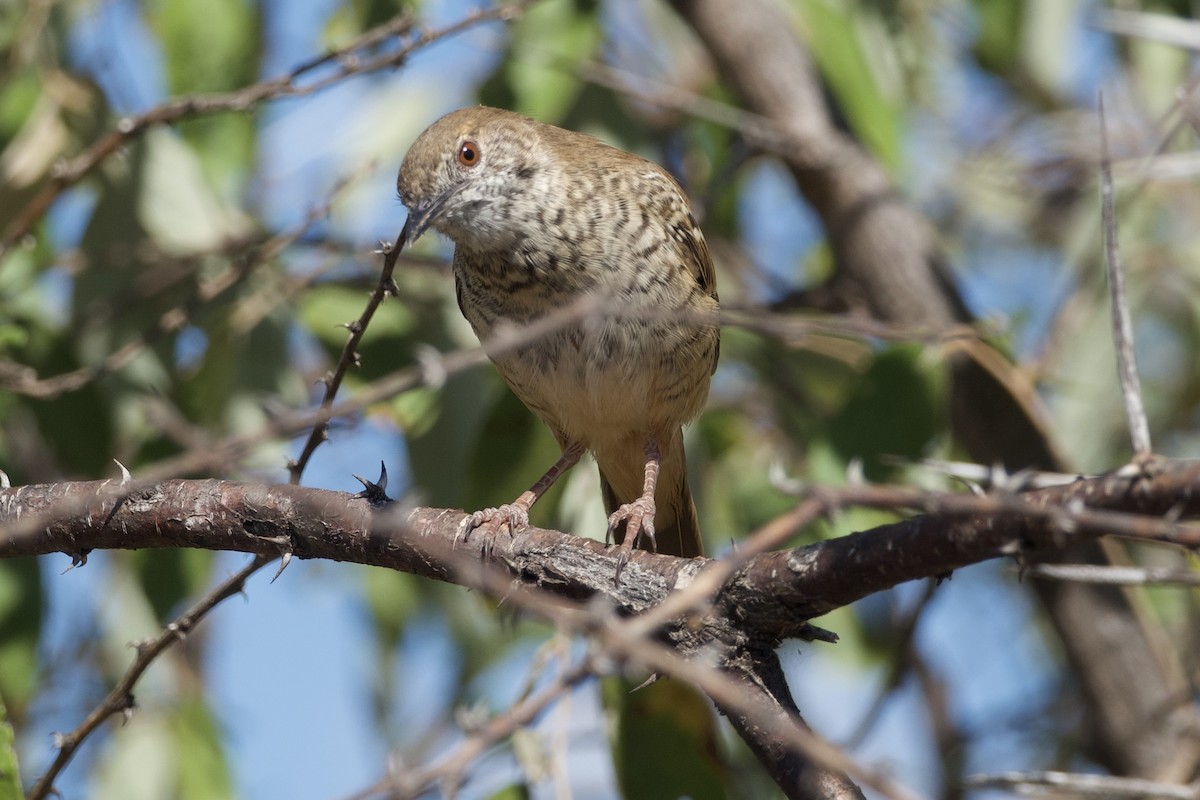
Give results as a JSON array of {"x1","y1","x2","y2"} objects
[
  {"x1": 1098, "y1": 91, "x2": 1152, "y2": 458},
  {"x1": 964, "y1": 770, "x2": 1198, "y2": 799},
  {"x1": 287, "y1": 225, "x2": 405, "y2": 484},
  {"x1": 26, "y1": 554, "x2": 274, "y2": 800},
  {"x1": 345, "y1": 655, "x2": 596, "y2": 800},
  {"x1": 1027, "y1": 563, "x2": 1200, "y2": 586}
]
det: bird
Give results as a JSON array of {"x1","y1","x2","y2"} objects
[{"x1": 396, "y1": 106, "x2": 719, "y2": 564}]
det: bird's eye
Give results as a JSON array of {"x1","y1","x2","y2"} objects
[{"x1": 457, "y1": 140, "x2": 481, "y2": 167}]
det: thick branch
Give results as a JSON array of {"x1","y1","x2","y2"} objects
[{"x1": 5, "y1": 465, "x2": 1200, "y2": 793}]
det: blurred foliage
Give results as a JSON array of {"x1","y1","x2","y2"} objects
[{"x1": 2, "y1": 0, "x2": 1200, "y2": 797}]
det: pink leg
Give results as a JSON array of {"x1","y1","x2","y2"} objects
[
  {"x1": 459, "y1": 441, "x2": 585, "y2": 550},
  {"x1": 607, "y1": 438, "x2": 661, "y2": 575}
]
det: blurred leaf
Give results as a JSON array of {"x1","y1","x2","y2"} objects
[
  {"x1": 464, "y1": 388, "x2": 565, "y2": 526},
  {"x1": 971, "y1": 0, "x2": 1023, "y2": 75},
  {"x1": 797, "y1": 0, "x2": 899, "y2": 169},
  {"x1": 172, "y1": 697, "x2": 232, "y2": 800},
  {"x1": 405, "y1": 368, "x2": 499, "y2": 510},
  {"x1": 0, "y1": 693, "x2": 18, "y2": 800},
  {"x1": 129, "y1": 549, "x2": 213, "y2": 620},
  {"x1": 485, "y1": 782, "x2": 531, "y2": 800},
  {"x1": 388, "y1": 386, "x2": 439, "y2": 438},
  {"x1": 0, "y1": 559, "x2": 40, "y2": 715},
  {"x1": 92, "y1": 714, "x2": 174, "y2": 800},
  {"x1": 484, "y1": 0, "x2": 600, "y2": 121},
  {"x1": 605, "y1": 677, "x2": 724, "y2": 800},
  {"x1": 825, "y1": 345, "x2": 941, "y2": 481},
  {"x1": 325, "y1": 0, "x2": 414, "y2": 38},
  {"x1": 364, "y1": 567, "x2": 420, "y2": 646},
  {"x1": 138, "y1": 129, "x2": 252, "y2": 254},
  {"x1": 147, "y1": 0, "x2": 258, "y2": 93}
]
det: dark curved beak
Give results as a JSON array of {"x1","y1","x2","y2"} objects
[{"x1": 399, "y1": 184, "x2": 463, "y2": 248}]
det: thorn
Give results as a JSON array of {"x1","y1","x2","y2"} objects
[
  {"x1": 62, "y1": 551, "x2": 89, "y2": 574},
  {"x1": 51, "y1": 732, "x2": 66, "y2": 750},
  {"x1": 375, "y1": 240, "x2": 392, "y2": 255},
  {"x1": 629, "y1": 673, "x2": 660, "y2": 692},
  {"x1": 988, "y1": 462, "x2": 1008, "y2": 490},
  {"x1": 345, "y1": 320, "x2": 363, "y2": 335},
  {"x1": 767, "y1": 459, "x2": 806, "y2": 495},
  {"x1": 271, "y1": 550, "x2": 293, "y2": 583},
  {"x1": 797, "y1": 623, "x2": 840, "y2": 644},
  {"x1": 352, "y1": 463, "x2": 393, "y2": 506},
  {"x1": 119, "y1": 692, "x2": 136, "y2": 724},
  {"x1": 383, "y1": 277, "x2": 400, "y2": 296},
  {"x1": 0, "y1": 469, "x2": 9, "y2": 489},
  {"x1": 113, "y1": 459, "x2": 132, "y2": 484}
]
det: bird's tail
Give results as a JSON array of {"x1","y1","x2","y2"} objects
[{"x1": 597, "y1": 430, "x2": 704, "y2": 558}]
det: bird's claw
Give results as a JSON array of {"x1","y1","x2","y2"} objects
[
  {"x1": 608, "y1": 497, "x2": 657, "y2": 582},
  {"x1": 456, "y1": 503, "x2": 530, "y2": 559}
]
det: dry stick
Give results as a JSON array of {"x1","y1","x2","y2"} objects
[
  {"x1": 964, "y1": 770, "x2": 1197, "y2": 799},
  {"x1": 1027, "y1": 564, "x2": 1200, "y2": 586},
  {"x1": 1098, "y1": 92, "x2": 1153, "y2": 458},
  {"x1": 0, "y1": 3, "x2": 528, "y2": 260},
  {"x1": 26, "y1": 554, "x2": 274, "y2": 800}
]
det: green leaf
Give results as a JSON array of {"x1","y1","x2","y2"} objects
[
  {"x1": 0, "y1": 693, "x2": 20, "y2": 800},
  {"x1": 797, "y1": 0, "x2": 900, "y2": 169},
  {"x1": 490, "y1": 0, "x2": 600, "y2": 121},
  {"x1": 605, "y1": 676, "x2": 725, "y2": 800},
  {"x1": 172, "y1": 697, "x2": 233, "y2": 800},
  {"x1": 146, "y1": 0, "x2": 259, "y2": 94},
  {"x1": 825, "y1": 344, "x2": 942, "y2": 481},
  {"x1": 0, "y1": 558, "x2": 40, "y2": 712},
  {"x1": 464, "y1": 388, "x2": 564, "y2": 527},
  {"x1": 130, "y1": 549, "x2": 213, "y2": 620}
]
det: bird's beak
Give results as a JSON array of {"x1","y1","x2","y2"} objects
[{"x1": 400, "y1": 184, "x2": 463, "y2": 247}]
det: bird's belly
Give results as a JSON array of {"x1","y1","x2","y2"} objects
[{"x1": 490, "y1": 318, "x2": 712, "y2": 448}]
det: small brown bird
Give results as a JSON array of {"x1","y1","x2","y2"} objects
[{"x1": 396, "y1": 106, "x2": 719, "y2": 561}]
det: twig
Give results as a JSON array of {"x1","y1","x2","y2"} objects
[
  {"x1": 1026, "y1": 563, "x2": 1200, "y2": 586},
  {"x1": 26, "y1": 554, "x2": 274, "y2": 800},
  {"x1": 964, "y1": 770, "x2": 1198, "y2": 799},
  {"x1": 345, "y1": 655, "x2": 596, "y2": 800},
  {"x1": 1098, "y1": 91, "x2": 1153, "y2": 458},
  {"x1": 287, "y1": 222, "x2": 404, "y2": 484}
]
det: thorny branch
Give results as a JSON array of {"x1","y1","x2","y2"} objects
[{"x1": 287, "y1": 224, "x2": 405, "y2": 485}]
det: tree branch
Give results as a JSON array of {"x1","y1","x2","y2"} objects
[{"x1": 6, "y1": 461, "x2": 1200, "y2": 794}]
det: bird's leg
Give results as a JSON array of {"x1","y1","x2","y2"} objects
[
  {"x1": 458, "y1": 441, "x2": 585, "y2": 555},
  {"x1": 608, "y1": 438, "x2": 661, "y2": 575}
]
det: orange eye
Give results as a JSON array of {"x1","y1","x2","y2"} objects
[{"x1": 457, "y1": 140, "x2": 481, "y2": 167}]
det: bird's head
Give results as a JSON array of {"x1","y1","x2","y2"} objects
[{"x1": 396, "y1": 106, "x2": 546, "y2": 252}]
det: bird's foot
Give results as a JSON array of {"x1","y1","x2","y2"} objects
[
  {"x1": 456, "y1": 503, "x2": 530, "y2": 560},
  {"x1": 607, "y1": 496, "x2": 657, "y2": 580}
]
